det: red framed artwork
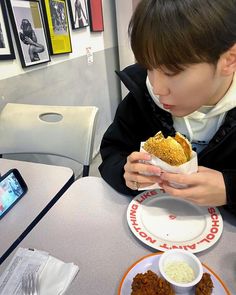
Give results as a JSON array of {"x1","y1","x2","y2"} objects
[{"x1": 87, "y1": 0, "x2": 104, "y2": 32}]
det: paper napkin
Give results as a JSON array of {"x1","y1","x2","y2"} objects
[
  {"x1": 39, "y1": 255, "x2": 79, "y2": 295},
  {"x1": 0, "y1": 247, "x2": 79, "y2": 295}
]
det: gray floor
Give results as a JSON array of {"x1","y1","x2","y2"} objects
[{"x1": 89, "y1": 153, "x2": 102, "y2": 177}]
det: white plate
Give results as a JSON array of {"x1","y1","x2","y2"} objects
[
  {"x1": 118, "y1": 253, "x2": 230, "y2": 295},
  {"x1": 127, "y1": 190, "x2": 223, "y2": 253}
]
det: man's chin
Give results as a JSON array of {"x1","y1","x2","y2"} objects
[{"x1": 170, "y1": 110, "x2": 193, "y2": 117}]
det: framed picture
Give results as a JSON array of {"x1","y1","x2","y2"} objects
[
  {"x1": 0, "y1": 0, "x2": 15, "y2": 60},
  {"x1": 6, "y1": 0, "x2": 50, "y2": 68},
  {"x1": 67, "y1": 0, "x2": 89, "y2": 30},
  {"x1": 87, "y1": 0, "x2": 104, "y2": 32},
  {"x1": 41, "y1": 0, "x2": 72, "y2": 55}
]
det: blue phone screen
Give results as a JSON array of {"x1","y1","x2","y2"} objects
[{"x1": 0, "y1": 172, "x2": 24, "y2": 217}]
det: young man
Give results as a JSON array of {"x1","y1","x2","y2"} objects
[{"x1": 99, "y1": 0, "x2": 236, "y2": 215}]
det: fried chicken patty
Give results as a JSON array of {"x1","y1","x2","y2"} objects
[
  {"x1": 130, "y1": 271, "x2": 214, "y2": 295},
  {"x1": 195, "y1": 273, "x2": 214, "y2": 295},
  {"x1": 131, "y1": 270, "x2": 175, "y2": 295}
]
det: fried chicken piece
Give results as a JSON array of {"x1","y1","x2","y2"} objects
[
  {"x1": 195, "y1": 273, "x2": 214, "y2": 295},
  {"x1": 131, "y1": 270, "x2": 175, "y2": 295}
]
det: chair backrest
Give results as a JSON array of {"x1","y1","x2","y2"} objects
[{"x1": 0, "y1": 103, "x2": 99, "y2": 177}]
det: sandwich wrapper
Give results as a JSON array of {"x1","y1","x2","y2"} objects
[
  {"x1": 139, "y1": 142, "x2": 198, "y2": 190},
  {"x1": 0, "y1": 247, "x2": 79, "y2": 295}
]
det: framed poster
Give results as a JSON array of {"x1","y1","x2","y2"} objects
[
  {"x1": 87, "y1": 0, "x2": 104, "y2": 32},
  {"x1": 6, "y1": 0, "x2": 50, "y2": 68},
  {"x1": 0, "y1": 0, "x2": 15, "y2": 60},
  {"x1": 41, "y1": 0, "x2": 72, "y2": 55},
  {"x1": 67, "y1": 0, "x2": 89, "y2": 30}
]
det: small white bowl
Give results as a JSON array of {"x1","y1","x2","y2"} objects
[{"x1": 159, "y1": 249, "x2": 203, "y2": 294}]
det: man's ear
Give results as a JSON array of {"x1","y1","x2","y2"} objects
[{"x1": 219, "y1": 44, "x2": 236, "y2": 76}]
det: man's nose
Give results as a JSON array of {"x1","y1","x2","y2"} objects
[{"x1": 152, "y1": 71, "x2": 170, "y2": 96}]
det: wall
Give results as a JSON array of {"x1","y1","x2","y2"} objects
[
  {"x1": 115, "y1": 0, "x2": 140, "y2": 98},
  {"x1": 0, "y1": 0, "x2": 121, "y2": 176}
]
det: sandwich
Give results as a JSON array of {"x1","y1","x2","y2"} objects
[{"x1": 143, "y1": 131, "x2": 192, "y2": 166}]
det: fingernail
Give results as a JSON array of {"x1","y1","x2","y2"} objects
[{"x1": 145, "y1": 154, "x2": 151, "y2": 160}]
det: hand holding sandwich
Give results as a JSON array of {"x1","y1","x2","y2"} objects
[
  {"x1": 124, "y1": 131, "x2": 195, "y2": 191},
  {"x1": 124, "y1": 151, "x2": 163, "y2": 191},
  {"x1": 160, "y1": 166, "x2": 227, "y2": 207},
  {"x1": 124, "y1": 131, "x2": 226, "y2": 207}
]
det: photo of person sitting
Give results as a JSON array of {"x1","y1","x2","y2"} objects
[
  {"x1": 74, "y1": 0, "x2": 88, "y2": 28},
  {"x1": 19, "y1": 18, "x2": 45, "y2": 62}
]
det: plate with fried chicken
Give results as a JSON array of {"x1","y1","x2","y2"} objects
[{"x1": 118, "y1": 253, "x2": 230, "y2": 295}]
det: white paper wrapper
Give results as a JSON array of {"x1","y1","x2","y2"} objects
[{"x1": 139, "y1": 142, "x2": 198, "y2": 190}]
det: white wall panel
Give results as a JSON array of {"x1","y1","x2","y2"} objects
[{"x1": 115, "y1": 0, "x2": 140, "y2": 97}]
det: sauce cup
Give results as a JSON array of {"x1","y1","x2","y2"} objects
[{"x1": 159, "y1": 249, "x2": 203, "y2": 294}]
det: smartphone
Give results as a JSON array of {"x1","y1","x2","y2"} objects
[{"x1": 0, "y1": 169, "x2": 28, "y2": 220}]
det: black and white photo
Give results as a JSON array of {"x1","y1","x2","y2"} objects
[
  {"x1": 0, "y1": 0, "x2": 15, "y2": 60},
  {"x1": 7, "y1": 0, "x2": 50, "y2": 67},
  {"x1": 19, "y1": 18, "x2": 45, "y2": 62},
  {"x1": 0, "y1": 23, "x2": 5, "y2": 48},
  {"x1": 50, "y1": 0, "x2": 68, "y2": 34},
  {"x1": 67, "y1": 0, "x2": 89, "y2": 30}
]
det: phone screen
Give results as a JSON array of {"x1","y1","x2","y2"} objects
[{"x1": 0, "y1": 170, "x2": 27, "y2": 219}]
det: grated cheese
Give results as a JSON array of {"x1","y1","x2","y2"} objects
[{"x1": 164, "y1": 260, "x2": 195, "y2": 283}]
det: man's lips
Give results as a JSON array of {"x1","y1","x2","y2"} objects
[{"x1": 163, "y1": 104, "x2": 172, "y2": 109}]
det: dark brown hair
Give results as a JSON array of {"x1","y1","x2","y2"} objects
[{"x1": 129, "y1": 0, "x2": 236, "y2": 72}]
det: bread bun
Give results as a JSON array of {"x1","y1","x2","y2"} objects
[{"x1": 143, "y1": 131, "x2": 192, "y2": 166}]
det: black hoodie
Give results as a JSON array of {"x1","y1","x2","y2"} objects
[{"x1": 99, "y1": 64, "x2": 236, "y2": 216}]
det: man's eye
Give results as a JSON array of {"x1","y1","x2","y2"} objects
[{"x1": 163, "y1": 72, "x2": 177, "y2": 77}]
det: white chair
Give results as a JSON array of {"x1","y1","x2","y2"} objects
[{"x1": 0, "y1": 103, "x2": 99, "y2": 177}]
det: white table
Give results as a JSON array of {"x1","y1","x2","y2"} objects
[
  {"x1": 0, "y1": 158, "x2": 74, "y2": 264},
  {"x1": 0, "y1": 176, "x2": 235, "y2": 294}
]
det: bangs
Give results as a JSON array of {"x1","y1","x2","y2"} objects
[{"x1": 129, "y1": 0, "x2": 220, "y2": 72}]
